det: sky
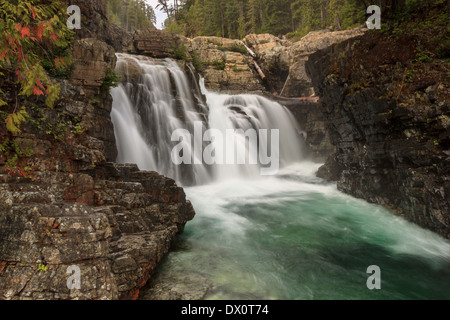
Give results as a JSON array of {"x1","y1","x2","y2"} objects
[{"x1": 145, "y1": 0, "x2": 173, "y2": 29}]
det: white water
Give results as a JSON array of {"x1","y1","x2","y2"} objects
[
  {"x1": 111, "y1": 53, "x2": 305, "y2": 185},
  {"x1": 111, "y1": 54, "x2": 450, "y2": 299},
  {"x1": 173, "y1": 163, "x2": 450, "y2": 299}
]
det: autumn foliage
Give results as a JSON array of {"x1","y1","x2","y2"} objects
[{"x1": 0, "y1": 0, "x2": 74, "y2": 133}]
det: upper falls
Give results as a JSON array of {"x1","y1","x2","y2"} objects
[{"x1": 111, "y1": 53, "x2": 305, "y2": 186}]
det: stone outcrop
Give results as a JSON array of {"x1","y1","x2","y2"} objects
[
  {"x1": 70, "y1": 38, "x2": 117, "y2": 94},
  {"x1": 123, "y1": 31, "x2": 266, "y2": 93},
  {"x1": 129, "y1": 29, "x2": 182, "y2": 58},
  {"x1": 244, "y1": 28, "x2": 367, "y2": 97},
  {"x1": 185, "y1": 36, "x2": 266, "y2": 93},
  {"x1": 69, "y1": 38, "x2": 118, "y2": 162},
  {"x1": 281, "y1": 28, "x2": 366, "y2": 97},
  {"x1": 0, "y1": 163, "x2": 194, "y2": 300},
  {"x1": 243, "y1": 34, "x2": 292, "y2": 93},
  {"x1": 277, "y1": 99, "x2": 335, "y2": 160},
  {"x1": 307, "y1": 32, "x2": 450, "y2": 239},
  {"x1": 0, "y1": 0, "x2": 196, "y2": 299}
]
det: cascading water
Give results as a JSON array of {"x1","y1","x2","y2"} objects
[
  {"x1": 111, "y1": 53, "x2": 305, "y2": 186},
  {"x1": 111, "y1": 53, "x2": 450, "y2": 300},
  {"x1": 111, "y1": 53, "x2": 211, "y2": 185}
]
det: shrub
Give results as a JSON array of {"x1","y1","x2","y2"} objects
[
  {"x1": 212, "y1": 60, "x2": 225, "y2": 70},
  {"x1": 173, "y1": 43, "x2": 188, "y2": 61},
  {"x1": 101, "y1": 68, "x2": 120, "y2": 91},
  {"x1": 191, "y1": 52, "x2": 203, "y2": 71}
]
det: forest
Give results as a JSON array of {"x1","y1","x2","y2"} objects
[
  {"x1": 104, "y1": 0, "x2": 428, "y2": 40},
  {"x1": 106, "y1": 0, "x2": 157, "y2": 32},
  {"x1": 151, "y1": 0, "x2": 418, "y2": 40}
]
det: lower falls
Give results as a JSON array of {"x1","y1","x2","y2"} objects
[{"x1": 110, "y1": 53, "x2": 450, "y2": 299}]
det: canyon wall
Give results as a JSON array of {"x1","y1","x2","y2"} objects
[
  {"x1": 307, "y1": 31, "x2": 449, "y2": 239},
  {"x1": 0, "y1": 0, "x2": 195, "y2": 300}
]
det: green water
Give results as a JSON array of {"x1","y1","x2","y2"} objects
[{"x1": 153, "y1": 162, "x2": 450, "y2": 300}]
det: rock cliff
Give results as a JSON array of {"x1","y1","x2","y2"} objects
[
  {"x1": 307, "y1": 13, "x2": 449, "y2": 238},
  {"x1": 0, "y1": 0, "x2": 195, "y2": 300}
]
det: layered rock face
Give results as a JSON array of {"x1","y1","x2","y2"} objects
[
  {"x1": 124, "y1": 31, "x2": 266, "y2": 93},
  {"x1": 185, "y1": 37, "x2": 266, "y2": 93},
  {"x1": 243, "y1": 33, "x2": 292, "y2": 93},
  {"x1": 307, "y1": 35, "x2": 449, "y2": 239},
  {"x1": 244, "y1": 28, "x2": 366, "y2": 97},
  {"x1": 0, "y1": 0, "x2": 195, "y2": 300},
  {"x1": 131, "y1": 29, "x2": 182, "y2": 58},
  {"x1": 0, "y1": 164, "x2": 194, "y2": 300}
]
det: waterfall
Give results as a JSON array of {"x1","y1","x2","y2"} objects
[
  {"x1": 111, "y1": 53, "x2": 305, "y2": 186},
  {"x1": 110, "y1": 54, "x2": 450, "y2": 300}
]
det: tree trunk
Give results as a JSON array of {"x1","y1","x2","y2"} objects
[
  {"x1": 125, "y1": 1, "x2": 129, "y2": 32},
  {"x1": 221, "y1": 11, "x2": 225, "y2": 37}
]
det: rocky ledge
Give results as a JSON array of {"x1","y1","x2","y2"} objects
[
  {"x1": 0, "y1": 3, "x2": 195, "y2": 298},
  {"x1": 0, "y1": 164, "x2": 194, "y2": 300}
]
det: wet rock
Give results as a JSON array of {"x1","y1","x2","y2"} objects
[{"x1": 141, "y1": 271, "x2": 213, "y2": 300}]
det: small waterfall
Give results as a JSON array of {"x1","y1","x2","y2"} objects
[{"x1": 111, "y1": 53, "x2": 305, "y2": 186}]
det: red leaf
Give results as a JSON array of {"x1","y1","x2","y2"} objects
[
  {"x1": 15, "y1": 69, "x2": 22, "y2": 80},
  {"x1": 54, "y1": 58, "x2": 59, "y2": 69},
  {"x1": 14, "y1": 24, "x2": 21, "y2": 32},
  {"x1": 37, "y1": 23, "x2": 44, "y2": 40},
  {"x1": 20, "y1": 27, "x2": 30, "y2": 39},
  {"x1": 36, "y1": 78, "x2": 45, "y2": 90},
  {"x1": 33, "y1": 86, "x2": 44, "y2": 96},
  {"x1": 30, "y1": 6, "x2": 36, "y2": 20}
]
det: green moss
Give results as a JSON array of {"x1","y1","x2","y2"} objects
[
  {"x1": 5, "y1": 154, "x2": 18, "y2": 168},
  {"x1": 212, "y1": 60, "x2": 225, "y2": 70},
  {"x1": 232, "y1": 66, "x2": 245, "y2": 72},
  {"x1": 37, "y1": 264, "x2": 48, "y2": 272},
  {"x1": 229, "y1": 43, "x2": 248, "y2": 55},
  {"x1": 89, "y1": 99, "x2": 101, "y2": 105}
]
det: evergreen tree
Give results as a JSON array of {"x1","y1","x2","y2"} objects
[{"x1": 105, "y1": 0, "x2": 156, "y2": 32}]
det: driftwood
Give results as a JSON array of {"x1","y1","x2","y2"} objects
[
  {"x1": 272, "y1": 93, "x2": 319, "y2": 103},
  {"x1": 253, "y1": 61, "x2": 266, "y2": 80},
  {"x1": 244, "y1": 44, "x2": 257, "y2": 58}
]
